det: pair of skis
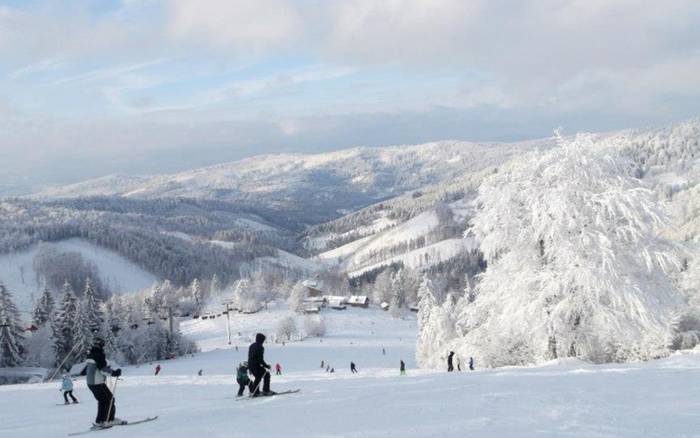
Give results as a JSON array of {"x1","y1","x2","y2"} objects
[
  {"x1": 68, "y1": 417, "x2": 158, "y2": 436},
  {"x1": 236, "y1": 389, "x2": 301, "y2": 401}
]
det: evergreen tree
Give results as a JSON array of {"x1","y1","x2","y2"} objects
[
  {"x1": 82, "y1": 277, "x2": 103, "y2": 335},
  {"x1": 416, "y1": 276, "x2": 438, "y2": 366},
  {"x1": 72, "y1": 299, "x2": 93, "y2": 361},
  {"x1": 191, "y1": 278, "x2": 202, "y2": 312},
  {"x1": 32, "y1": 284, "x2": 55, "y2": 327},
  {"x1": 0, "y1": 283, "x2": 24, "y2": 367},
  {"x1": 53, "y1": 281, "x2": 78, "y2": 368},
  {"x1": 390, "y1": 268, "x2": 409, "y2": 318}
]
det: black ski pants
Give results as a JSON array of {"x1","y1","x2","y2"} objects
[
  {"x1": 251, "y1": 370, "x2": 270, "y2": 394},
  {"x1": 64, "y1": 390, "x2": 78, "y2": 403},
  {"x1": 237, "y1": 380, "x2": 253, "y2": 396},
  {"x1": 88, "y1": 383, "x2": 115, "y2": 424}
]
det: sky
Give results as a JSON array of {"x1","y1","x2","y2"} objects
[{"x1": 1, "y1": 0, "x2": 700, "y2": 194}]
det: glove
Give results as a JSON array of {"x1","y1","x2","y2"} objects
[
  {"x1": 111, "y1": 369, "x2": 122, "y2": 377},
  {"x1": 264, "y1": 364, "x2": 271, "y2": 370}
]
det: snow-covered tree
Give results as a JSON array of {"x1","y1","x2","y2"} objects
[
  {"x1": 210, "y1": 273, "x2": 221, "y2": 298},
  {"x1": 390, "y1": 268, "x2": 410, "y2": 318},
  {"x1": 82, "y1": 277, "x2": 103, "y2": 336},
  {"x1": 0, "y1": 283, "x2": 24, "y2": 367},
  {"x1": 276, "y1": 315, "x2": 298, "y2": 341},
  {"x1": 288, "y1": 281, "x2": 307, "y2": 314},
  {"x1": 372, "y1": 269, "x2": 394, "y2": 305},
  {"x1": 454, "y1": 134, "x2": 684, "y2": 366},
  {"x1": 303, "y1": 315, "x2": 326, "y2": 337},
  {"x1": 190, "y1": 278, "x2": 202, "y2": 312},
  {"x1": 53, "y1": 281, "x2": 79, "y2": 368},
  {"x1": 32, "y1": 283, "x2": 55, "y2": 327},
  {"x1": 416, "y1": 276, "x2": 438, "y2": 366},
  {"x1": 72, "y1": 299, "x2": 93, "y2": 360}
]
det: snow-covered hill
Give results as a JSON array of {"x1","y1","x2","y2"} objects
[
  {"x1": 0, "y1": 238, "x2": 158, "y2": 312},
  {"x1": 30, "y1": 140, "x2": 548, "y2": 223},
  {"x1": 3, "y1": 304, "x2": 700, "y2": 437}
]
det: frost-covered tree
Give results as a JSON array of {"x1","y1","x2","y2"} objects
[
  {"x1": 82, "y1": 277, "x2": 103, "y2": 336},
  {"x1": 390, "y1": 268, "x2": 410, "y2": 318},
  {"x1": 416, "y1": 276, "x2": 438, "y2": 366},
  {"x1": 32, "y1": 284, "x2": 55, "y2": 327},
  {"x1": 53, "y1": 281, "x2": 79, "y2": 368},
  {"x1": 372, "y1": 269, "x2": 394, "y2": 305},
  {"x1": 288, "y1": 281, "x2": 307, "y2": 314},
  {"x1": 454, "y1": 134, "x2": 684, "y2": 366},
  {"x1": 276, "y1": 315, "x2": 298, "y2": 341},
  {"x1": 210, "y1": 274, "x2": 221, "y2": 297},
  {"x1": 72, "y1": 300, "x2": 94, "y2": 360},
  {"x1": 303, "y1": 315, "x2": 326, "y2": 337},
  {"x1": 0, "y1": 283, "x2": 25, "y2": 367},
  {"x1": 190, "y1": 278, "x2": 202, "y2": 312}
]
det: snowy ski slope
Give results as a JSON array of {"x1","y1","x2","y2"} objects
[{"x1": 2, "y1": 305, "x2": 700, "y2": 437}]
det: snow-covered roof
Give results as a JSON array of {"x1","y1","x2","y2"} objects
[{"x1": 348, "y1": 295, "x2": 369, "y2": 304}]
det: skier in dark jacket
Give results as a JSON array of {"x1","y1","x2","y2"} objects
[
  {"x1": 236, "y1": 362, "x2": 253, "y2": 397},
  {"x1": 447, "y1": 351, "x2": 455, "y2": 372},
  {"x1": 400, "y1": 360, "x2": 406, "y2": 375},
  {"x1": 248, "y1": 333, "x2": 274, "y2": 396},
  {"x1": 350, "y1": 362, "x2": 357, "y2": 373},
  {"x1": 469, "y1": 356, "x2": 474, "y2": 371},
  {"x1": 84, "y1": 337, "x2": 123, "y2": 429}
]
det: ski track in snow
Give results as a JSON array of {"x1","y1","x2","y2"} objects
[{"x1": 3, "y1": 307, "x2": 700, "y2": 437}]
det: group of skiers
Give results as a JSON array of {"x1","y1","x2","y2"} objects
[
  {"x1": 447, "y1": 351, "x2": 474, "y2": 372},
  {"x1": 58, "y1": 331, "x2": 457, "y2": 431}
]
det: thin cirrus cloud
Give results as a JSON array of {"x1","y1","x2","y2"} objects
[{"x1": 0, "y1": 0, "x2": 699, "y2": 194}]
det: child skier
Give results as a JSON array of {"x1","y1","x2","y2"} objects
[
  {"x1": 83, "y1": 337, "x2": 123, "y2": 429},
  {"x1": 236, "y1": 362, "x2": 253, "y2": 397},
  {"x1": 154, "y1": 364, "x2": 161, "y2": 375},
  {"x1": 275, "y1": 363, "x2": 282, "y2": 375},
  {"x1": 61, "y1": 374, "x2": 78, "y2": 404}
]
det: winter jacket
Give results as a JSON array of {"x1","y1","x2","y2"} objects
[
  {"x1": 61, "y1": 376, "x2": 73, "y2": 391},
  {"x1": 248, "y1": 333, "x2": 270, "y2": 375},
  {"x1": 236, "y1": 364, "x2": 250, "y2": 384},
  {"x1": 84, "y1": 345, "x2": 115, "y2": 386}
]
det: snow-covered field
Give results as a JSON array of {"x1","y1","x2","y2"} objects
[
  {"x1": 0, "y1": 238, "x2": 158, "y2": 311},
  {"x1": 2, "y1": 306, "x2": 700, "y2": 437}
]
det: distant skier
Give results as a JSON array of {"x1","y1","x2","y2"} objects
[
  {"x1": 447, "y1": 351, "x2": 455, "y2": 372},
  {"x1": 469, "y1": 357, "x2": 474, "y2": 371},
  {"x1": 248, "y1": 333, "x2": 274, "y2": 396},
  {"x1": 154, "y1": 364, "x2": 161, "y2": 375},
  {"x1": 350, "y1": 362, "x2": 357, "y2": 374},
  {"x1": 400, "y1": 360, "x2": 406, "y2": 375},
  {"x1": 83, "y1": 337, "x2": 124, "y2": 429},
  {"x1": 456, "y1": 357, "x2": 462, "y2": 372},
  {"x1": 61, "y1": 374, "x2": 78, "y2": 404},
  {"x1": 382, "y1": 348, "x2": 386, "y2": 355},
  {"x1": 236, "y1": 362, "x2": 253, "y2": 397},
  {"x1": 275, "y1": 363, "x2": 282, "y2": 375},
  {"x1": 326, "y1": 365, "x2": 330, "y2": 372},
  {"x1": 320, "y1": 360, "x2": 324, "y2": 368},
  {"x1": 198, "y1": 369, "x2": 203, "y2": 376},
  {"x1": 330, "y1": 368, "x2": 334, "y2": 373}
]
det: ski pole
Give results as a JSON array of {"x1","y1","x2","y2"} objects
[
  {"x1": 106, "y1": 377, "x2": 119, "y2": 423},
  {"x1": 47, "y1": 343, "x2": 81, "y2": 382},
  {"x1": 249, "y1": 369, "x2": 270, "y2": 396}
]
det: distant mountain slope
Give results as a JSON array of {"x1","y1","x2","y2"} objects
[
  {"x1": 31, "y1": 140, "x2": 550, "y2": 224},
  {"x1": 0, "y1": 238, "x2": 158, "y2": 312}
]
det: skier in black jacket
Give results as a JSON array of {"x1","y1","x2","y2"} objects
[
  {"x1": 248, "y1": 333, "x2": 274, "y2": 396},
  {"x1": 447, "y1": 351, "x2": 455, "y2": 372}
]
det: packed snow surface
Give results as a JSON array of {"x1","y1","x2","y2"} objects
[{"x1": 1, "y1": 306, "x2": 700, "y2": 437}]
